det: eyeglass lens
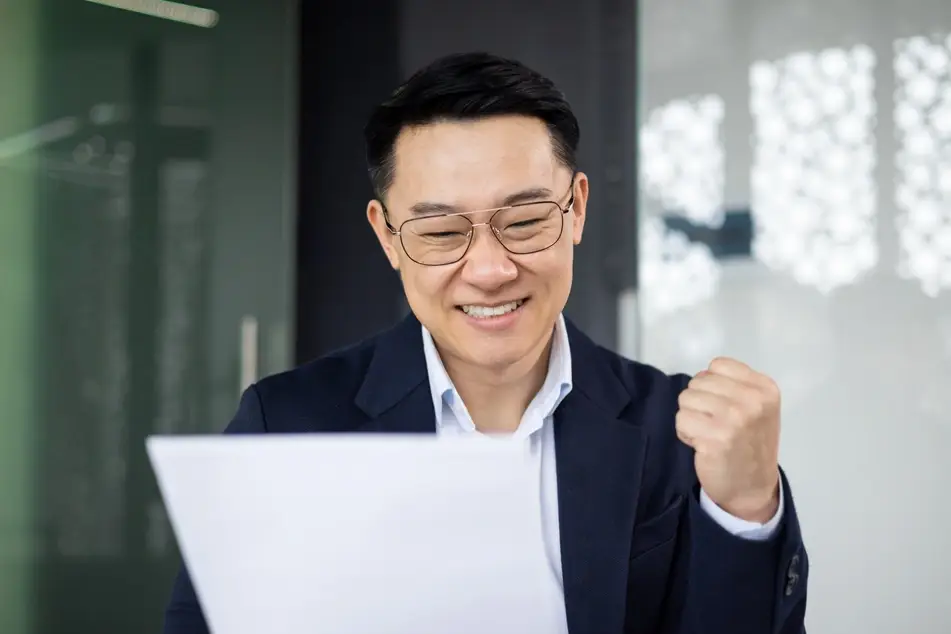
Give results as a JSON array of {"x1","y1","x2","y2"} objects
[{"x1": 400, "y1": 202, "x2": 564, "y2": 265}]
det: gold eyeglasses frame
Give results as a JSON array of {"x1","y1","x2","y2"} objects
[{"x1": 381, "y1": 173, "x2": 577, "y2": 267}]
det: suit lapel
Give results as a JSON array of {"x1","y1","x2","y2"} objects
[
  {"x1": 354, "y1": 314, "x2": 437, "y2": 434},
  {"x1": 357, "y1": 382, "x2": 437, "y2": 434},
  {"x1": 556, "y1": 321, "x2": 648, "y2": 634}
]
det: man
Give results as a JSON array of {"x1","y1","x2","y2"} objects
[{"x1": 164, "y1": 52, "x2": 808, "y2": 634}]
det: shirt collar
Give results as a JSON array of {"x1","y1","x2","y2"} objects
[{"x1": 421, "y1": 314, "x2": 573, "y2": 432}]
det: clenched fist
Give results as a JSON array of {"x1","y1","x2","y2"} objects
[{"x1": 676, "y1": 357, "x2": 781, "y2": 523}]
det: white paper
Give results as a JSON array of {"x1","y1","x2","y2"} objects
[{"x1": 147, "y1": 434, "x2": 564, "y2": 634}]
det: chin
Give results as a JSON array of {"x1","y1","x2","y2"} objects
[
  {"x1": 450, "y1": 307, "x2": 548, "y2": 369},
  {"x1": 464, "y1": 340, "x2": 531, "y2": 370}
]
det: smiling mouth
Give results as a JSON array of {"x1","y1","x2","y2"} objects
[{"x1": 457, "y1": 298, "x2": 528, "y2": 319}]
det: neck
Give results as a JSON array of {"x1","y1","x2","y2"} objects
[{"x1": 440, "y1": 331, "x2": 554, "y2": 434}]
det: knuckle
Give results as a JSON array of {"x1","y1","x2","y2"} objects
[
  {"x1": 677, "y1": 389, "x2": 691, "y2": 408},
  {"x1": 745, "y1": 395, "x2": 766, "y2": 420},
  {"x1": 726, "y1": 403, "x2": 746, "y2": 425},
  {"x1": 711, "y1": 429, "x2": 732, "y2": 451},
  {"x1": 675, "y1": 408, "x2": 694, "y2": 429},
  {"x1": 762, "y1": 377, "x2": 781, "y2": 402}
]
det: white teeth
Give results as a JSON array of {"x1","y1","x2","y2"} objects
[{"x1": 461, "y1": 299, "x2": 524, "y2": 318}]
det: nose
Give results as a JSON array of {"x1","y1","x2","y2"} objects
[{"x1": 459, "y1": 223, "x2": 518, "y2": 289}]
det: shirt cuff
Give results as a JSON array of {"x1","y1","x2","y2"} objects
[{"x1": 699, "y1": 484, "x2": 785, "y2": 541}]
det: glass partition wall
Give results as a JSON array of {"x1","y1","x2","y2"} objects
[
  {"x1": 634, "y1": 0, "x2": 951, "y2": 631},
  {"x1": 0, "y1": 1, "x2": 298, "y2": 631}
]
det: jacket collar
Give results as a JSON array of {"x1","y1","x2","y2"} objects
[{"x1": 354, "y1": 312, "x2": 633, "y2": 421}]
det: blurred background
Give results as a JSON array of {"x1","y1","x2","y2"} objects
[{"x1": 1, "y1": 0, "x2": 949, "y2": 632}]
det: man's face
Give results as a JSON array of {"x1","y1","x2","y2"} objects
[{"x1": 367, "y1": 115, "x2": 588, "y2": 370}]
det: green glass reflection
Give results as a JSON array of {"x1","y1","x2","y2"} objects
[
  {"x1": 0, "y1": 1, "x2": 296, "y2": 631},
  {"x1": 0, "y1": 2, "x2": 40, "y2": 633}
]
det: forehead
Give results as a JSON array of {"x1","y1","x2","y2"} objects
[{"x1": 388, "y1": 115, "x2": 560, "y2": 211}]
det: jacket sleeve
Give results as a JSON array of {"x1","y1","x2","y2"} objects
[
  {"x1": 670, "y1": 372, "x2": 809, "y2": 634},
  {"x1": 679, "y1": 470, "x2": 808, "y2": 634},
  {"x1": 162, "y1": 386, "x2": 267, "y2": 634}
]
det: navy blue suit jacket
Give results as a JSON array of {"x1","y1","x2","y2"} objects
[{"x1": 164, "y1": 315, "x2": 808, "y2": 634}]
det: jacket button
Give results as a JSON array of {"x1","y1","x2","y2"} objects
[{"x1": 784, "y1": 554, "x2": 800, "y2": 596}]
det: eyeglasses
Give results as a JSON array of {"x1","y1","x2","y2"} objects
[{"x1": 383, "y1": 179, "x2": 576, "y2": 267}]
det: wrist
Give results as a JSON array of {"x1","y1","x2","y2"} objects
[{"x1": 719, "y1": 477, "x2": 781, "y2": 523}]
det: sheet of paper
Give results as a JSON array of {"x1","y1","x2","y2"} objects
[{"x1": 147, "y1": 434, "x2": 564, "y2": 634}]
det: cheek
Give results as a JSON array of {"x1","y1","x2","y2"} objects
[
  {"x1": 517, "y1": 244, "x2": 573, "y2": 287},
  {"x1": 547, "y1": 234, "x2": 575, "y2": 270},
  {"x1": 547, "y1": 244, "x2": 575, "y2": 295},
  {"x1": 400, "y1": 264, "x2": 455, "y2": 306}
]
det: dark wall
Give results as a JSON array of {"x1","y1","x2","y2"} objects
[
  {"x1": 296, "y1": 0, "x2": 638, "y2": 360},
  {"x1": 295, "y1": 0, "x2": 405, "y2": 362}
]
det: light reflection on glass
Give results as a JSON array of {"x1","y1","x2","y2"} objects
[
  {"x1": 640, "y1": 94, "x2": 726, "y2": 227},
  {"x1": 639, "y1": 95, "x2": 725, "y2": 323},
  {"x1": 84, "y1": 0, "x2": 219, "y2": 28},
  {"x1": 750, "y1": 45, "x2": 878, "y2": 293},
  {"x1": 895, "y1": 34, "x2": 951, "y2": 298},
  {"x1": 639, "y1": 216, "x2": 721, "y2": 325}
]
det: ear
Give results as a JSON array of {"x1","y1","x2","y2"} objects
[
  {"x1": 568, "y1": 171, "x2": 589, "y2": 245},
  {"x1": 366, "y1": 199, "x2": 401, "y2": 270}
]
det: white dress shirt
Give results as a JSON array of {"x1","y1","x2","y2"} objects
[{"x1": 421, "y1": 314, "x2": 784, "y2": 631}]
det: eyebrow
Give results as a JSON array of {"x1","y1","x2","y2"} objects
[{"x1": 408, "y1": 186, "x2": 555, "y2": 216}]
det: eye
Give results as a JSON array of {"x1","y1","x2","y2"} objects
[{"x1": 506, "y1": 219, "x2": 541, "y2": 229}]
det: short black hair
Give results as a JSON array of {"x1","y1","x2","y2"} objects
[{"x1": 364, "y1": 51, "x2": 580, "y2": 198}]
